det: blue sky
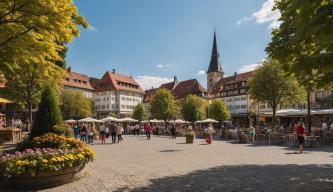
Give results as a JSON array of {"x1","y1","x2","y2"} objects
[{"x1": 67, "y1": 0, "x2": 280, "y2": 89}]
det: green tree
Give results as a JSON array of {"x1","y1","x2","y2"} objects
[
  {"x1": 266, "y1": 0, "x2": 333, "y2": 87},
  {"x1": 149, "y1": 89, "x2": 177, "y2": 122},
  {"x1": 182, "y1": 95, "x2": 207, "y2": 122},
  {"x1": 248, "y1": 59, "x2": 307, "y2": 127},
  {"x1": 209, "y1": 99, "x2": 230, "y2": 123},
  {"x1": 0, "y1": 0, "x2": 88, "y2": 70},
  {"x1": 61, "y1": 90, "x2": 92, "y2": 119},
  {"x1": 0, "y1": 62, "x2": 64, "y2": 124},
  {"x1": 132, "y1": 103, "x2": 146, "y2": 122},
  {"x1": 31, "y1": 85, "x2": 62, "y2": 138}
]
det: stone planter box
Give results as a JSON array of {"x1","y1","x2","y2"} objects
[
  {"x1": 186, "y1": 133, "x2": 195, "y2": 143},
  {"x1": 7, "y1": 163, "x2": 86, "y2": 190}
]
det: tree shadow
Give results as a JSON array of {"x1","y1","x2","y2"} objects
[
  {"x1": 159, "y1": 150, "x2": 181, "y2": 153},
  {"x1": 115, "y1": 164, "x2": 333, "y2": 192}
]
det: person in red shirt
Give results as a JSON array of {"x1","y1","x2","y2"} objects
[
  {"x1": 295, "y1": 121, "x2": 305, "y2": 154},
  {"x1": 144, "y1": 123, "x2": 152, "y2": 140}
]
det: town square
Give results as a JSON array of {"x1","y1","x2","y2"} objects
[{"x1": 0, "y1": 0, "x2": 332, "y2": 191}]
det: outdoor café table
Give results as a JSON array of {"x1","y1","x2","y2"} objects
[
  {"x1": 304, "y1": 136, "x2": 319, "y2": 148},
  {"x1": 0, "y1": 128, "x2": 22, "y2": 143}
]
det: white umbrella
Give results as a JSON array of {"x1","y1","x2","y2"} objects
[
  {"x1": 173, "y1": 119, "x2": 186, "y2": 124},
  {"x1": 101, "y1": 116, "x2": 119, "y2": 122},
  {"x1": 63, "y1": 119, "x2": 76, "y2": 123},
  {"x1": 195, "y1": 120, "x2": 202, "y2": 123},
  {"x1": 118, "y1": 117, "x2": 138, "y2": 122},
  {"x1": 78, "y1": 117, "x2": 104, "y2": 123},
  {"x1": 149, "y1": 119, "x2": 164, "y2": 123},
  {"x1": 200, "y1": 118, "x2": 219, "y2": 123}
]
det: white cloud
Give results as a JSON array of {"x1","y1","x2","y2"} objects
[
  {"x1": 134, "y1": 76, "x2": 173, "y2": 90},
  {"x1": 238, "y1": 63, "x2": 260, "y2": 73},
  {"x1": 196, "y1": 70, "x2": 206, "y2": 76},
  {"x1": 88, "y1": 25, "x2": 97, "y2": 31},
  {"x1": 156, "y1": 64, "x2": 173, "y2": 69},
  {"x1": 237, "y1": 0, "x2": 281, "y2": 29}
]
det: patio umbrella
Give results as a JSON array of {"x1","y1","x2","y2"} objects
[
  {"x1": 78, "y1": 117, "x2": 103, "y2": 123},
  {"x1": 200, "y1": 118, "x2": 219, "y2": 123},
  {"x1": 63, "y1": 119, "x2": 77, "y2": 123},
  {"x1": 0, "y1": 98, "x2": 12, "y2": 104},
  {"x1": 149, "y1": 119, "x2": 164, "y2": 123},
  {"x1": 118, "y1": 117, "x2": 138, "y2": 123},
  {"x1": 101, "y1": 116, "x2": 120, "y2": 122},
  {"x1": 173, "y1": 119, "x2": 186, "y2": 124}
]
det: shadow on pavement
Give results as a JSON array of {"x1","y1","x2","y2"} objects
[
  {"x1": 116, "y1": 164, "x2": 333, "y2": 192},
  {"x1": 159, "y1": 150, "x2": 181, "y2": 153}
]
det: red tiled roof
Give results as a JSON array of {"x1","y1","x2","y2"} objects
[
  {"x1": 63, "y1": 71, "x2": 95, "y2": 91},
  {"x1": 160, "y1": 81, "x2": 177, "y2": 90},
  {"x1": 211, "y1": 71, "x2": 253, "y2": 95},
  {"x1": 0, "y1": 83, "x2": 5, "y2": 88},
  {"x1": 172, "y1": 79, "x2": 207, "y2": 100},
  {"x1": 94, "y1": 71, "x2": 144, "y2": 94},
  {"x1": 144, "y1": 79, "x2": 208, "y2": 102}
]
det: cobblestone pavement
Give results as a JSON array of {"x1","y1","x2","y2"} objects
[{"x1": 4, "y1": 135, "x2": 333, "y2": 191}]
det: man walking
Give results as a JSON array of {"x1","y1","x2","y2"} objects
[{"x1": 110, "y1": 121, "x2": 117, "y2": 144}]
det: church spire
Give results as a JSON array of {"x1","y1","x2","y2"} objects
[{"x1": 207, "y1": 31, "x2": 223, "y2": 73}]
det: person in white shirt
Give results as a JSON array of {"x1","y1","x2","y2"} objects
[{"x1": 322, "y1": 122, "x2": 328, "y2": 131}]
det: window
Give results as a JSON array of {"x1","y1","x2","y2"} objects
[
  {"x1": 102, "y1": 105, "x2": 105, "y2": 109},
  {"x1": 107, "y1": 97, "x2": 109, "y2": 101},
  {"x1": 240, "y1": 89, "x2": 246, "y2": 94},
  {"x1": 241, "y1": 105, "x2": 247, "y2": 109},
  {"x1": 65, "y1": 78, "x2": 70, "y2": 81},
  {"x1": 234, "y1": 105, "x2": 240, "y2": 109},
  {"x1": 260, "y1": 105, "x2": 266, "y2": 109},
  {"x1": 107, "y1": 104, "x2": 109, "y2": 109}
]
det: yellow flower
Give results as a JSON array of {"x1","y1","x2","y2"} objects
[{"x1": 42, "y1": 159, "x2": 48, "y2": 163}]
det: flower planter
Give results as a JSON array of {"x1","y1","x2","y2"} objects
[
  {"x1": 8, "y1": 163, "x2": 86, "y2": 190},
  {"x1": 186, "y1": 132, "x2": 195, "y2": 143}
]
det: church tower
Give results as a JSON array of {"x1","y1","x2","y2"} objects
[{"x1": 207, "y1": 31, "x2": 224, "y2": 92}]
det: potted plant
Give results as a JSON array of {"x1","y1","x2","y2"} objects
[
  {"x1": 0, "y1": 133, "x2": 95, "y2": 189},
  {"x1": 185, "y1": 126, "x2": 195, "y2": 143}
]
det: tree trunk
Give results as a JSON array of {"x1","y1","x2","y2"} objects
[
  {"x1": 307, "y1": 90, "x2": 311, "y2": 134},
  {"x1": 272, "y1": 106, "x2": 276, "y2": 130}
]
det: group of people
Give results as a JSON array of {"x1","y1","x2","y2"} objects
[{"x1": 73, "y1": 122, "x2": 124, "y2": 145}]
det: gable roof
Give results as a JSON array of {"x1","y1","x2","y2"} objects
[
  {"x1": 172, "y1": 79, "x2": 207, "y2": 100},
  {"x1": 63, "y1": 71, "x2": 95, "y2": 91},
  {"x1": 144, "y1": 78, "x2": 208, "y2": 102},
  {"x1": 94, "y1": 71, "x2": 144, "y2": 93},
  {"x1": 211, "y1": 71, "x2": 253, "y2": 94}
]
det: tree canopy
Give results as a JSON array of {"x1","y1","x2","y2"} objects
[
  {"x1": 31, "y1": 85, "x2": 62, "y2": 138},
  {"x1": 266, "y1": 0, "x2": 333, "y2": 87},
  {"x1": 132, "y1": 103, "x2": 146, "y2": 122},
  {"x1": 209, "y1": 99, "x2": 230, "y2": 122},
  {"x1": 0, "y1": 0, "x2": 87, "y2": 123},
  {"x1": 248, "y1": 59, "x2": 306, "y2": 126},
  {"x1": 181, "y1": 95, "x2": 207, "y2": 122},
  {"x1": 61, "y1": 90, "x2": 92, "y2": 120},
  {"x1": 0, "y1": 0, "x2": 88, "y2": 70},
  {"x1": 149, "y1": 89, "x2": 177, "y2": 121}
]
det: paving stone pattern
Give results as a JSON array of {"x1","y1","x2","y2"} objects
[{"x1": 4, "y1": 135, "x2": 333, "y2": 191}]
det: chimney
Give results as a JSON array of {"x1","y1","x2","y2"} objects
[
  {"x1": 68, "y1": 66, "x2": 71, "y2": 72},
  {"x1": 174, "y1": 75, "x2": 178, "y2": 83},
  {"x1": 234, "y1": 72, "x2": 237, "y2": 80},
  {"x1": 112, "y1": 69, "x2": 116, "y2": 74}
]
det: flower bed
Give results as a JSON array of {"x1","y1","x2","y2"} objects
[{"x1": 0, "y1": 133, "x2": 95, "y2": 189}]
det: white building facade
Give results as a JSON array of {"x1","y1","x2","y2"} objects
[{"x1": 93, "y1": 71, "x2": 144, "y2": 118}]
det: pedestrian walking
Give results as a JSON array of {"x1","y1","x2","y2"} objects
[
  {"x1": 105, "y1": 125, "x2": 110, "y2": 139},
  {"x1": 87, "y1": 124, "x2": 94, "y2": 145},
  {"x1": 171, "y1": 124, "x2": 176, "y2": 139},
  {"x1": 206, "y1": 124, "x2": 214, "y2": 144},
  {"x1": 145, "y1": 123, "x2": 152, "y2": 139},
  {"x1": 296, "y1": 121, "x2": 305, "y2": 154},
  {"x1": 117, "y1": 124, "x2": 124, "y2": 142},
  {"x1": 99, "y1": 123, "x2": 106, "y2": 144},
  {"x1": 110, "y1": 122, "x2": 117, "y2": 143},
  {"x1": 73, "y1": 123, "x2": 80, "y2": 139},
  {"x1": 80, "y1": 124, "x2": 87, "y2": 143}
]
